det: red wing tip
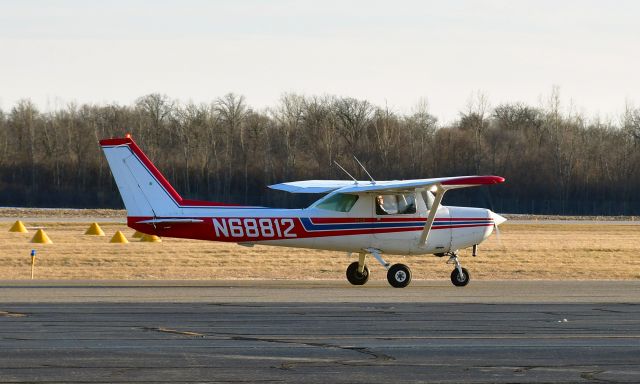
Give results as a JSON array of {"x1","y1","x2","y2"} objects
[
  {"x1": 482, "y1": 175, "x2": 505, "y2": 184},
  {"x1": 99, "y1": 137, "x2": 134, "y2": 146},
  {"x1": 441, "y1": 176, "x2": 506, "y2": 186}
]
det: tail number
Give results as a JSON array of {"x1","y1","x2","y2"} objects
[{"x1": 212, "y1": 218, "x2": 296, "y2": 239}]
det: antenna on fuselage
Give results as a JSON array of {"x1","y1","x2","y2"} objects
[
  {"x1": 353, "y1": 156, "x2": 376, "y2": 184},
  {"x1": 333, "y1": 161, "x2": 358, "y2": 184}
]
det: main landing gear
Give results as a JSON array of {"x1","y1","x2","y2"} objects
[
  {"x1": 346, "y1": 249, "x2": 412, "y2": 288},
  {"x1": 346, "y1": 252, "x2": 370, "y2": 285},
  {"x1": 345, "y1": 249, "x2": 471, "y2": 288},
  {"x1": 387, "y1": 263, "x2": 412, "y2": 288}
]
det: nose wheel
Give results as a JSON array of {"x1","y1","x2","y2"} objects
[
  {"x1": 450, "y1": 267, "x2": 470, "y2": 286},
  {"x1": 447, "y1": 252, "x2": 470, "y2": 287}
]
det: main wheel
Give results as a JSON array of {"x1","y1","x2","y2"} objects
[
  {"x1": 346, "y1": 262, "x2": 370, "y2": 285},
  {"x1": 387, "y1": 263, "x2": 412, "y2": 288},
  {"x1": 450, "y1": 267, "x2": 470, "y2": 287}
]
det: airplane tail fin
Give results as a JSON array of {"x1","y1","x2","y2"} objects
[{"x1": 100, "y1": 136, "x2": 237, "y2": 217}]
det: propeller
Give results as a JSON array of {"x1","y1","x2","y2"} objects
[
  {"x1": 490, "y1": 211, "x2": 507, "y2": 248},
  {"x1": 481, "y1": 186, "x2": 507, "y2": 251}
]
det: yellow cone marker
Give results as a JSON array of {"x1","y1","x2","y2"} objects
[
  {"x1": 30, "y1": 229, "x2": 52, "y2": 244},
  {"x1": 132, "y1": 231, "x2": 144, "y2": 238},
  {"x1": 109, "y1": 230, "x2": 129, "y2": 243},
  {"x1": 140, "y1": 234, "x2": 162, "y2": 242},
  {"x1": 9, "y1": 220, "x2": 28, "y2": 233},
  {"x1": 85, "y1": 222, "x2": 105, "y2": 236}
]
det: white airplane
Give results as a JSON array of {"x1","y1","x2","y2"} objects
[{"x1": 100, "y1": 135, "x2": 506, "y2": 288}]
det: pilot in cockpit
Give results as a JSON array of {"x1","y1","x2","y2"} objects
[{"x1": 376, "y1": 195, "x2": 390, "y2": 215}]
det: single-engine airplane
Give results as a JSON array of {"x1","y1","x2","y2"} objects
[{"x1": 100, "y1": 135, "x2": 506, "y2": 288}]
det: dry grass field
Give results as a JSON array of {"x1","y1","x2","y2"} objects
[{"x1": 1, "y1": 219, "x2": 638, "y2": 280}]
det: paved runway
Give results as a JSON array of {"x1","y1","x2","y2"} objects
[{"x1": 1, "y1": 281, "x2": 639, "y2": 383}]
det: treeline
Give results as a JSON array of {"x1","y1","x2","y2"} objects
[{"x1": 0, "y1": 90, "x2": 639, "y2": 215}]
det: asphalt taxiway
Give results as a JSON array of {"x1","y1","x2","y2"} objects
[{"x1": 0, "y1": 281, "x2": 639, "y2": 383}]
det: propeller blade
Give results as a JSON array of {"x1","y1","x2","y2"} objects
[
  {"x1": 494, "y1": 222, "x2": 502, "y2": 248},
  {"x1": 489, "y1": 211, "x2": 506, "y2": 250}
]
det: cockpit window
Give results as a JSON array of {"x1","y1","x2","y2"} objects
[
  {"x1": 316, "y1": 193, "x2": 359, "y2": 212},
  {"x1": 375, "y1": 193, "x2": 416, "y2": 215}
]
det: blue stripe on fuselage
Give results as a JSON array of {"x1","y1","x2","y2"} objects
[{"x1": 300, "y1": 218, "x2": 493, "y2": 232}]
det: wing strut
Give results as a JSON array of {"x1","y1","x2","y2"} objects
[{"x1": 418, "y1": 185, "x2": 446, "y2": 246}]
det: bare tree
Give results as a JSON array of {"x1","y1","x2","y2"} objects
[
  {"x1": 623, "y1": 104, "x2": 640, "y2": 145},
  {"x1": 372, "y1": 104, "x2": 398, "y2": 172},
  {"x1": 405, "y1": 99, "x2": 438, "y2": 175},
  {"x1": 215, "y1": 93, "x2": 247, "y2": 199},
  {"x1": 271, "y1": 93, "x2": 304, "y2": 180},
  {"x1": 135, "y1": 93, "x2": 174, "y2": 159},
  {"x1": 460, "y1": 91, "x2": 490, "y2": 174},
  {"x1": 334, "y1": 97, "x2": 374, "y2": 151},
  {"x1": 302, "y1": 96, "x2": 337, "y2": 175}
]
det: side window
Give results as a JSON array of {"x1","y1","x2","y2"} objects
[
  {"x1": 375, "y1": 193, "x2": 416, "y2": 215},
  {"x1": 316, "y1": 193, "x2": 359, "y2": 212}
]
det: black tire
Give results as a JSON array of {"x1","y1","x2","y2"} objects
[
  {"x1": 450, "y1": 267, "x2": 470, "y2": 287},
  {"x1": 346, "y1": 262, "x2": 370, "y2": 285},
  {"x1": 387, "y1": 263, "x2": 412, "y2": 288}
]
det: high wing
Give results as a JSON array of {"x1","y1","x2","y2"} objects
[
  {"x1": 269, "y1": 176, "x2": 504, "y2": 194},
  {"x1": 269, "y1": 180, "x2": 367, "y2": 194},
  {"x1": 336, "y1": 176, "x2": 504, "y2": 193}
]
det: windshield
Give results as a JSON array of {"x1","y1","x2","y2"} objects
[{"x1": 315, "y1": 193, "x2": 359, "y2": 212}]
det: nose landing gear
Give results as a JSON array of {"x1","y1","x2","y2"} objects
[{"x1": 447, "y1": 252, "x2": 470, "y2": 287}]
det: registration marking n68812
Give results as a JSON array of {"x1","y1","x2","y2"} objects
[{"x1": 212, "y1": 218, "x2": 296, "y2": 239}]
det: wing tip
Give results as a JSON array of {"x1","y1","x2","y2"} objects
[{"x1": 441, "y1": 175, "x2": 506, "y2": 186}]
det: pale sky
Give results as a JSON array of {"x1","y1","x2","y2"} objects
[{"x1": 1, "y1": 0, "x2": 638, "y2": 123}]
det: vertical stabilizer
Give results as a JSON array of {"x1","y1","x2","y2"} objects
[{"x1": 100, "y1": 137, "x2": 182, "y2": 217}]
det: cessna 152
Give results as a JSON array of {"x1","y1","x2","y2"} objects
[{"x1": 100, "y1": 136, "x2": 506, "y2": 288}]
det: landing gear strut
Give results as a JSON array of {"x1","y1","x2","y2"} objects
[
  {"x1": 447, "y1": 252, "x2": 470, "y2": 287},
  {"x1": 346, "y1": 253, "x2": 369, "y2": 285},
  {"x1": 345, "y1": 249, "x2": 413, "y2": 288}
]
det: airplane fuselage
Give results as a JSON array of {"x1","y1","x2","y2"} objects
[{"x1": 128, "y1": 205, "x2": 495, "y2": 255}]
